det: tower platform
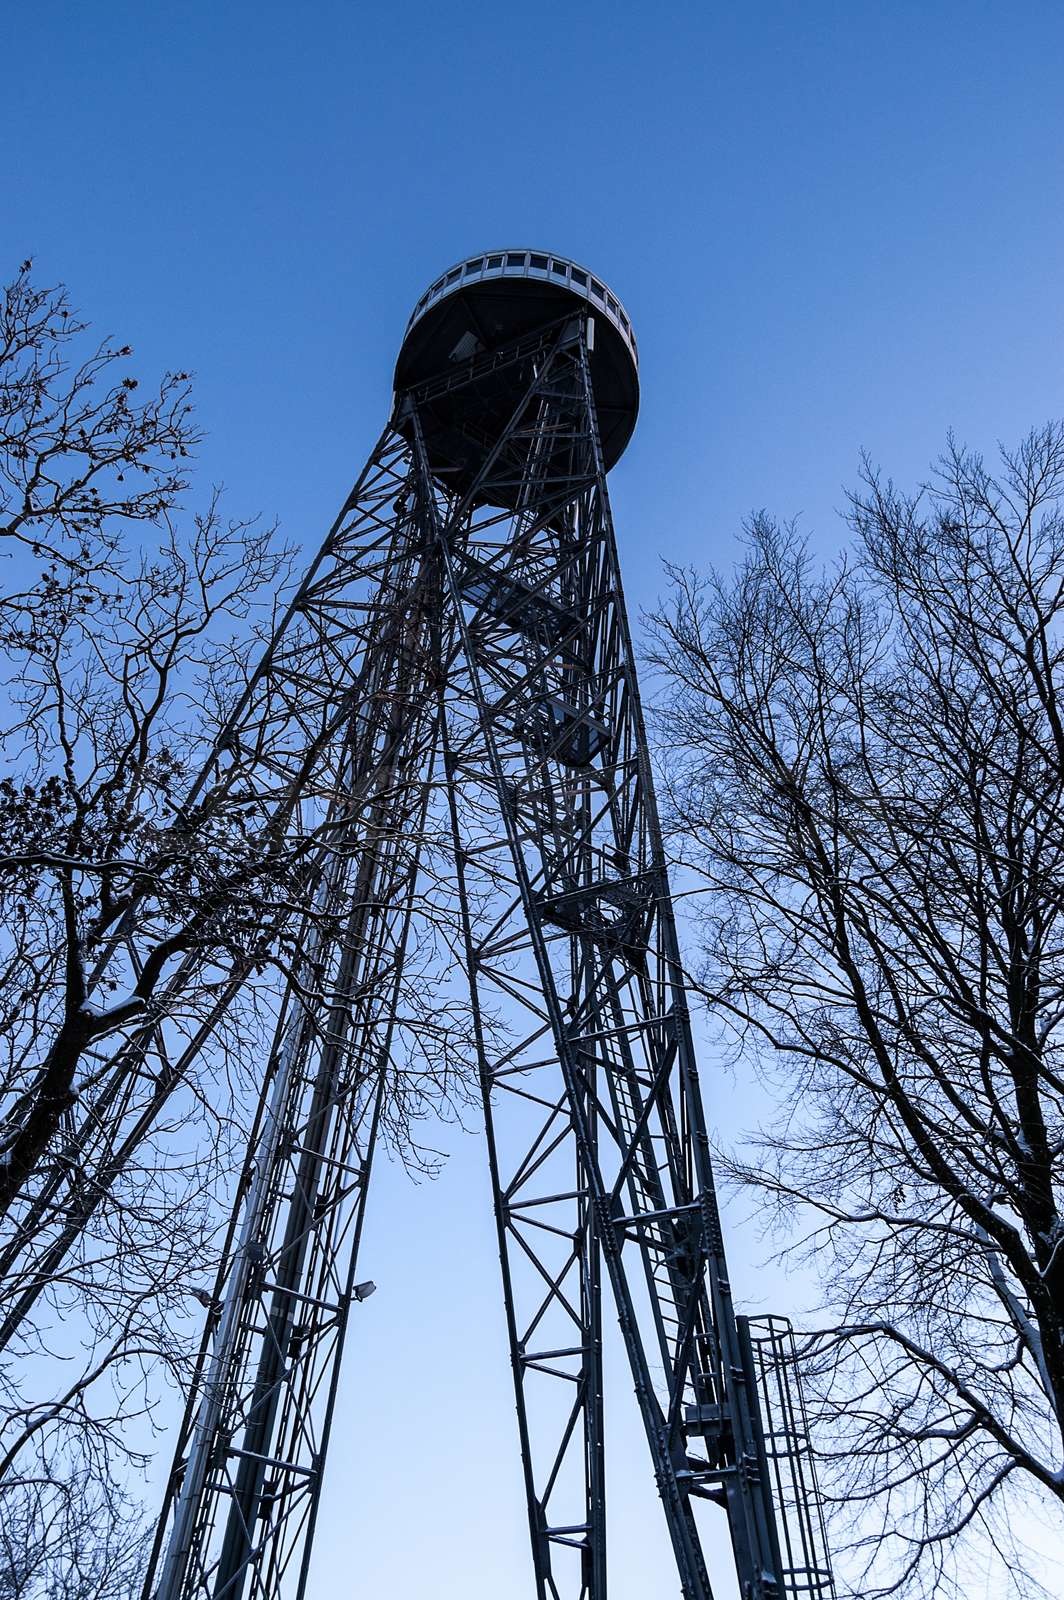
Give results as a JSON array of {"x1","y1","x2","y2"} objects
[{"x1": 394, "y1": 249, "x2": 639, "y2": 498}]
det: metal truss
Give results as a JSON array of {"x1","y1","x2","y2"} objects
[
  {"x1": 145, "y1": 313, "x2": 833, "y2": 1600},
  {"x1": 145, "y1": 439, "x2": 450, "y2": 1600},
  {"x1": 414, "y1": 318, "x2": 798, "y2": 1600},
  {"x1": 0, "y1": 428, "x2": 436, "y2": 1358}
]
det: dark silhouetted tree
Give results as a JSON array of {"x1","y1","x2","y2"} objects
[
  {"x1": 0, "y1": 263, "x2": 471, "y2": 1595},
  {"x1": 650, "y1": 427, "x2": 1064, "y2": 1598}
]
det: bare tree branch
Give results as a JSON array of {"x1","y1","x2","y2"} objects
[{"x1": 649, "y1": 423, "x2": 1064, "y2": 1597}]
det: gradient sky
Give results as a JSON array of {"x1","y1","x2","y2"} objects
[{"x1": 6, "y1": 4, "x2": 1064, "y2": 1596}]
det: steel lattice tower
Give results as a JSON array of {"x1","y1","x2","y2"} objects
[{"x1": 145, "y1": 252, "x2": 835, "y2": 1600}]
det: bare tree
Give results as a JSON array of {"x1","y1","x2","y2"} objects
[
  {"x1": 0, "y1": 264, "x2": 473, "y2": 1594},
  {"x1": 0, "y1": 1470, "x2": 149, "y2": 1600},
  {"x1": 649, "y1": 426, "x2": 1064, "y2": 1598}
]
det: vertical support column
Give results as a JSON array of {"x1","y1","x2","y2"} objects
[
  {"x1": 408, "y1": 318, "x2": 789, "y2": 1600},
  {"x1": 421, "y1": 350, "x2": 610, "y2": 1600},
  {"x1": 147, "y1": 441, "x2": 447, "y2": 1600}
]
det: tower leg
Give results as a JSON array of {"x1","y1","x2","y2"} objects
[
  {"x1": 148, "y1": 438, "x2": 448, "y2": 1600},
  {"x1": 407, "y1": 320, "x2": 786, "y2": 1600},
  {"x1": 441, "y1": 698, "x2": 608, "y2": 1600}
]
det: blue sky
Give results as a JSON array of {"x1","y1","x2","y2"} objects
[{"x1": 6, "y1": 3, "x2": 1064, "y2": 1596}]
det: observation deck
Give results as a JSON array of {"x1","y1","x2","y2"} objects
[{"x1": 394, "y1": 249, "x2": 638, "y2": 498}]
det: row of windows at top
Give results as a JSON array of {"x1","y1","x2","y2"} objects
[{"x1": 414, "y1": 252, "x2": 634, "y2": 344}]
